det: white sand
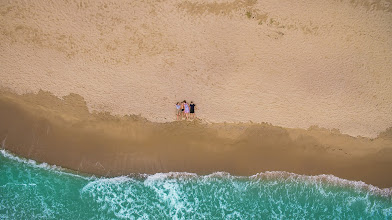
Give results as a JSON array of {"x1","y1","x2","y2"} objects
[{"x1": 1, "y1": 0, "x2": 391, "y2": 137}]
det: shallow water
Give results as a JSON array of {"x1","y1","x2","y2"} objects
[{"x1": 1, "y1": 149, "x2": 391, "y2": 219}]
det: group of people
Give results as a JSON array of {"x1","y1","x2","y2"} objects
[{"x1": 175, "y1": 100, "x2": 196, "y2": 120}]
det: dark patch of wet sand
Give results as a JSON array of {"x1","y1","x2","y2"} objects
[{"x1": 0, "y1": 90, "x2": 391, "y2": 188}]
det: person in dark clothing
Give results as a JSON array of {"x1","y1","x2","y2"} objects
[{"x1": 189, "y1": 101, "x2": 196, "y2": 119}]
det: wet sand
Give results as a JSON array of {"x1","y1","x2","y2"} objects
[{"x1": 1, "y1": 90, "x2": 391, "y2": 188}]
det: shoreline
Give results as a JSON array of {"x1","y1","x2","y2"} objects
[
  {"x1": 2, "y1": 148, "x2": 392, "y2": 198},
  {"x1": 1, "y1": 90, "x2": 391, "y2": 188}
]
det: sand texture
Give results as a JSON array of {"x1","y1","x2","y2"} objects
[
  {"x1": 1, "y1": 0, "x2": 391, "y2": 137},
  {"x1": 1, "y1": 91, "x2": 392, "y2": 188}
]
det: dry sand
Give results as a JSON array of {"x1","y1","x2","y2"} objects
[
  {"x1": 1, "y1": 90, "x2": 392, "y2": 188},
  {"x1": 0, "y1": 0, "x2": 391, "y2": 137}
]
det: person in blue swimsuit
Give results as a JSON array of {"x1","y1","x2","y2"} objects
[
  {"x1": 183, "y1": 100, "x2": 190, "y2": 119},
  {"x1": 175, "y1": 102, "x2": 181, "y2": 120}
]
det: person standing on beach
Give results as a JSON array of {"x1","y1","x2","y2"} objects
[
  {"x1": 183, "y1": 100, "x2": 190, "y2": 119},
  {"x1": 175, "y1": 102, "x2": 181, "y2": 120},
  {"x1": 190, "y1": 101, "x2": 196, "y2": 119}
]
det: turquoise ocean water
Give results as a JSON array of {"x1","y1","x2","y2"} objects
[{"x1": 1, "y1": 149, "x2": 391, "y2": 219}]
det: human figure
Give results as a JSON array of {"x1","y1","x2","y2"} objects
[
  {"x1": 189, "y1": 101, "x2": 196, "y2": 119},
  {"x1": 175, "y1": 102, "x2": 181, "y2": 120},
  {"x1": 180, "y1": 101, "x2": 185, "y2": 119},
  {"x1": 183, "y1": 100, "x2": 190, "y2": 119}
]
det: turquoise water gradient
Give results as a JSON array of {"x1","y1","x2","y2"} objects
[{"x1": 1, "y1": 149, "x2": 391, "y2": 219}]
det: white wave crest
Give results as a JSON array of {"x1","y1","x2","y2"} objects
[
  {"x1": 0, "y1": 149, "x2": 92, "y2": 180},
  {"x1": 250, "y1": 171, "x2": 392, "y2": 197}
]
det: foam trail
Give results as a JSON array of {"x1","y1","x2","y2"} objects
[{"x1": 1, "y1": 135, "x2": 6, "y2": 149}]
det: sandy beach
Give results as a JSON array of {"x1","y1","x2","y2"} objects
[{"x1": 1, "y1": 0, "x2": 392, "y2": 188}]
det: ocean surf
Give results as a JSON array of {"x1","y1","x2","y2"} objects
[{"x1": 1, "y1": 149, "x2": 391, "y2": 219}]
